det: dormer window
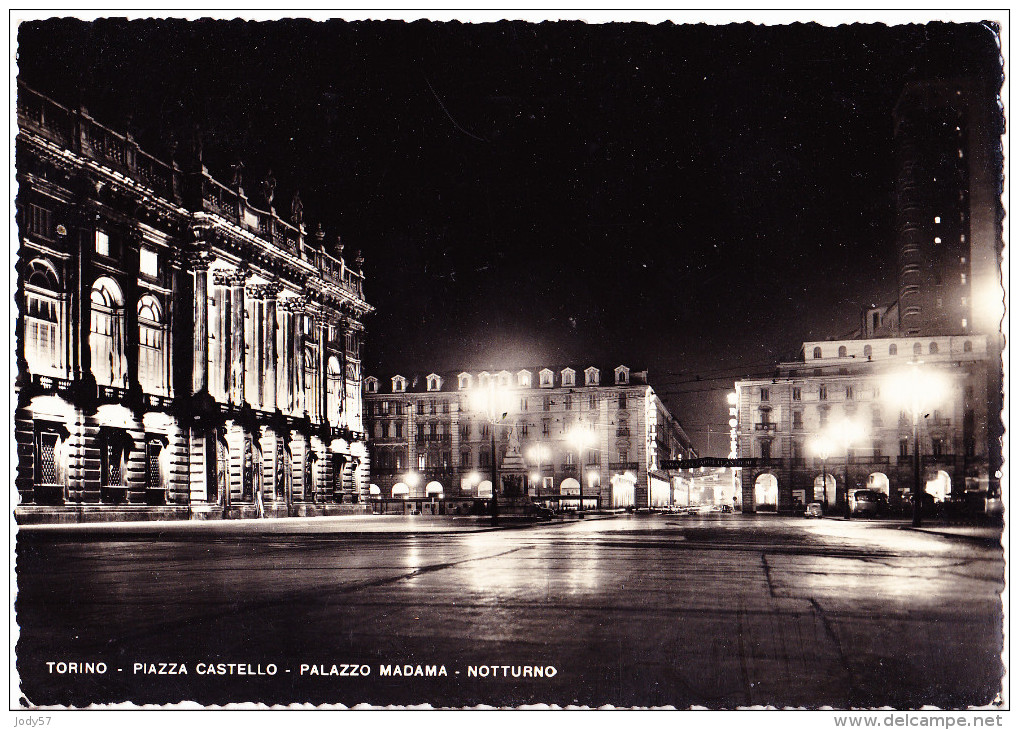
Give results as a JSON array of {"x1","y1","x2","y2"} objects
[
  {"x1": 561, "y1": 368, "x2": 576, "y2": 387},
  {"x1": 539, "y1": 369, "x2": 554, "y2": 388},
  {"x1": 615, "y1": 365, "x2": 630, "y2": 385},
  {"x1": 497, "y1": 370, "x2": 512, "y2": 388},
  {"x1": 391, "y1": 375, "x2": 407, "y2": 393},
  {"x1": 585, "y1": 367, "x2": 600, "y2": 386},
  {"x1": 426, "y1": 373, "x2": 443, "y2": 392},
  {"x1": 458, "y1": 372, "x2": 472, "y2": 390},
  {"x1": 838, "y1": 346, "x2": 848, "y2": 357},
  {"x1": 517, "y1": 370, "x2": 532, "y2": 388},
  {"x1": 364, "y1": 377, "x2": 378, "y2": 394},
  {"x1": 478, "y1": 371, "x2": 491, "y2": 388}
]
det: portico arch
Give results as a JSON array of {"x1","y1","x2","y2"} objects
[
  {"x1": 813, "y1": 473, "x2": 836, "y2": 505},
  {"x1": 754, "y1": 473, "x2": 778, "y2": 511},
  {"x1": 867, "y1": 472, "x2": 890, "y2": 496}
]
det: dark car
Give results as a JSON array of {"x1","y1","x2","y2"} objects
[
  {"x1": 531, "y1": 504, "x2": 555, "y2": 520},
  {"x1": 850, "y1": 489, "x2": 880, "y2": 517}
]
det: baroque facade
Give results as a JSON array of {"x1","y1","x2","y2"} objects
[
  {"x1": 363, "y1": 365, "x2": 697, "y2": 512},
  {"x1": 15, "y1": 84, "x2": 372, "y2": 523}
]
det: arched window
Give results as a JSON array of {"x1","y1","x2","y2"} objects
[
  {"x1": 929, "y1": 342, "x2": 939, "y2": 354},
  {"x1": 863, "y1": 345, "x2": 872, "y2": 358},
  {"x1": 303, "y1": 347, "x2": 320, "y2": 419},
  {"x1": 963, "y1": 340, "x2": 973, "y2": 353},
  {"x1": 24, "y1": 259, "x2": 64, "y2": 375},
  {"x1": 889, "y1": 344, "x2": 898, "y2": 356},
  {"x1": 137, "y1": 295, "x2": 167, "y2": 395},
  {"x1": 327, "y1": 356, "x2": 343, "y2": 426},
  {"x1": 913, "y1": 342, "x2": 923, "y2": 356},
  {"x1": 812, "y1": 347, "x2": 822, "y2": 359},
  {"x1": 90, "y1": 277, "x2": 126, "y2": 387},
  {"x1": 838, "y1": 345, "x2": 848, "y2": 357}
]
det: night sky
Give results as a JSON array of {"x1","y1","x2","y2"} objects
[{"x1": 15, "y1": 18, "x2": 1003, "y2": 454}]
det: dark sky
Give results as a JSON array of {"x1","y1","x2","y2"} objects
[{"x1": 15, "y1": 18, "x2": 1003, "y2": 454}]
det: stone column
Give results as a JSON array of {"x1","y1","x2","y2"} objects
[
  {"x1": 315, "y1": 312, "x2": 329, "y2": 425},
  {"x1": 228, "y1": 270, "x2": 249, "y2": 406},
  {"x1": 264, "y1": 283, "x2": 280, "y2": 411},
  {"x1": 190, "y1": 254, "x2": 212, "y2": 395},
  {"x1": 123, "y1": 231, "x2": 142, "y2": 395}
]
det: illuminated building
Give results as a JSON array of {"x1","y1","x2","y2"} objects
[
  {"x1": 15, "y1": 83, "x2": 372, "y2": 523},
  {"x1": 733, "y1": 78, "x2": 1002, "y2": 514},
  {"x1": 733, "y1": 334, "x2": 992, "y2": 513},
  {"x1": 362, "y1": 366, "x2": 697, "y2": 512},
  {"x1": 893, "y1": 77, "x2": 1004, "y2": 488}
]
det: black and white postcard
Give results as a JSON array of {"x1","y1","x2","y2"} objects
[{"x1": 10, "y1": 11, "x2": 1007, "y2": 713}]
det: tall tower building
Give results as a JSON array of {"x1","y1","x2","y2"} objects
[
  {"x1": 893, "y1": 78, "x2": 1003, "y2": 339},
  {"x1": 893, "y1": 77, "x2": 1004, "y2": 493}
]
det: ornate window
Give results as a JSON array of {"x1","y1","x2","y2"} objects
[
  {"x1": 458, "y1": 372, "x2": 472, "y2": 389},
  {"x1": 427, "y1": 373, "x2": 442, "y2": 391},
  {"x1": 90, "y1": 277, "x2": 126, "y2": 387},
  {"x1": 561, "y1": 368, "x2": 576, "y2": 387},
  {"x1": 585, "y1": 367, "x2": 600, "y2": 386},
  {"x1": 615, "y1": 365, "x2": 630, "y2": 384},
  {"x1": 838, "y1": 345, "x2": 848, "y2": 357},
  {"x1": 304, "y1": 347, "x2": 320, "y2": 419},
  {"x1": 327, "y1": 356, "x2": 343, "y2": 426},
  {"x1": 137, "y1": 295, "x2": 167, "y2": 395},
  {"x1": 539, "y1": 369, "x2": 554, "y2": 387},
  {"x1": 24, "y1": 259, "x2": 64, "y2": 376},
  {"x1": 517, "y1": 370, "x2": 532, "y2": 388},
  {"x1": 813, "y1": 347, "x2": 822, "y2": 359}
]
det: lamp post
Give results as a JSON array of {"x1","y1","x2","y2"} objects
[
  {"x1": 830, "y1": 418, "x2": 866, "y2": 520},
  {"x1": 471, "y1": 380, "x2": 510, "y2": 524},
  {"x1": 886, "y1": 362, "x2": 951, "y2": 527},
  {"x1": 527, "y1": 444, "x2": 550, "y2": 500},
  {"x1": 811, "y1": 436, "x2": 833, "y2": 511},
  {"x1": 567, "y1": 422, "x2": 596, "y2": 512}
]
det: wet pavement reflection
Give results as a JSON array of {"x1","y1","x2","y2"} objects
[{"x1": 15, "y1": 513, "x2": 1004, "y2": 708}]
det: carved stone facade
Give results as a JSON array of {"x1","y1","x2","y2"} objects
[{"x1": 15, "y1": 83, "x2": 373, "y2": 523}]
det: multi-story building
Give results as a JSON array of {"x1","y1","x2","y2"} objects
[
  {"x1": 362, "y1": 365, "x2": 697, "y2": 512},
  {"x1": 733, "y1": 77, "x2": 1002, "y2": 514},
  {"x1": 893, "y1": 77, "x2": 1002, "y2": 340},
  {"x1": 734, "y1": 334, "x2": 992, "y2": 513},
  {"x1": 892, "y1": 77, "x2": 1004, "y2": 483},
  {"x1": 14, "y1": 83, "x2": 372, "y2": 523}
]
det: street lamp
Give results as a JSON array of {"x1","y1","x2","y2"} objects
[
  {"x1": 810, "y1": 435, "x2": 833, "y2": 510},
  {"x1": 470, "y1": 380, "x2": 512, "y2": 523},
  {"x1": 885, "y1": 362, "x2": 951, "y2": 527},
  {"x1": 829, "y1": 418, "x2": 866, "y2": 519},
  {"x1": 527, "y1": 444, "x2": 550, "y2": 499},
  {"x1": 567, "y1": 422, "x2": 596, "y2": 512}
]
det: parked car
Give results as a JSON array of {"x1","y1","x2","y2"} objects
[
  {"x1": 850, "y1": 489, "x2": 880, "y2": 517},
  {"x1": 531, "y1": 504, "x2": 555, "y2": 520},
  {"x1": 805, "y1": 502, "x2": 824, "y2": 519},
  {"x1": 719, "y1": 504, "x2": 734, "y2": 513}
]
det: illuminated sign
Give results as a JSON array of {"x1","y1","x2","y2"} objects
[{"x1": 661, "y1": 458, "x2": 759, "y2": 469}]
